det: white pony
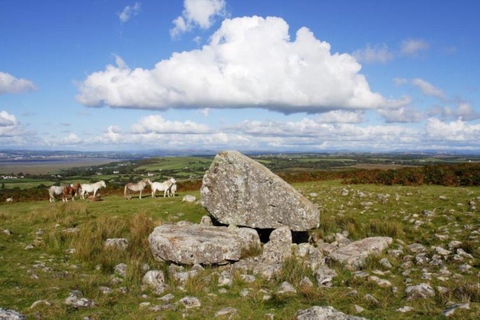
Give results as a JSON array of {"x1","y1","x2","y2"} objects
[
  {"x1": 151, "y1": 178, "x2": 176, "y2": 198},
  {"x1": 124, "y1": 179, "x2": 151, "y2": 200},
  {"x1": 80, "y1": 180, "x2": 106, "y2": 199},
  {"x1": 48, "y1": 185, "x2": 65, "y2": 202},
  {"x1": 167, "y1": 182, "x2": 177, "y2": 197}
]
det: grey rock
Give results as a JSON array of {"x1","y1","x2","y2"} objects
[
  {"x1": 296, "y1": 306, "x2": 366, "y2": 320},
  {"x1": 215, "y1": 307, "x2": 238, "y2": 318},
  {"x1": 0, "y1": 309, "x2": 25, "y2": 320},
  {"x1": 405, "y1": 283, "x2": 435, "y2": 299},
  {"x1": 114, "y1": 263, "x2": 127, "y2": 277},
  {"x1": 179, "y1": 296, "x2": 201, "y2": 309},
  {"x1": 443, "y1": 303, "x2": 469, "y2": 316},
  {"x1": 200, "y1": 150, "x2": 319, "y2": 231},
  {"x1": 200, "y1": 215, "x2": 213, "y2": 226},
  {"x1": 329, "y1": 237, "x2": 392, "y2": 270},
  {"x1": 64, "y1": 291, "x2": 95, "y2": 308},
  {"x1": 396, "y1": 306, "x2": 414, "y2": 313},
  {"x1": 364, "y1": 294, "x2": 379, "y2": 305},
  {"x1": 104, "y1": 238, "x2": 128, "y2": 250},
  {"x1": 239, "y1": 288, "x2": 250, "y2": 297},
  {"x1": 379, "y1": 258, "x2": 392, "y2": 269},
  {"x1": 149, "y1": 224, "x2": 251, "y2": 265},
  {"x1": 299, "y1": 276, "x2": 314, "y2": 288},
  {"x1": 315, "y1": 265, "x2": 337, "y2": 287},
  {"x1": 407, "y1": 243, "x2": 426, "y2": 253},
  {"x1": 354, "y1": 305, "x2": 364, "y2": 313},
  {"x1": 234, "y1": 227, "x2": 261, "y2": 250},
  {"x1": 30, "y1": 300, "x2": 52, "y2": 309},
  {"x1": 277, "y1": 281, "x2": 297, "y2": 294},
  {"x1": 261, "y1": 226, "x2": 292, "y2": 264},
  {"x1": 241, "y1": 274, "x2": 256, "y2": 283},
  {"x1": 158, "y1": 293, "x2": 174, "y2": 302},
  {"x1": 182, "y1": 195, "x2": 197, "y2": 203},
  {"x1": 142, "y1": 270, "x2": 165, "y2": 292},
  {"x1": 218, "y1": 271, "x2": 233, "y2": 287}
]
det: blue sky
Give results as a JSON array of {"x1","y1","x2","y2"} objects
[{"x1": 0, "y1": 0, "x2": 479, "y2": 152}]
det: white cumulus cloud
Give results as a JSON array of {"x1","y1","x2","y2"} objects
[
  {"x1": 429, "y1": 102, "x2": 480, "y2": 121},
  {"x1": 0, "y1": 111, "x2": 32, "y2": 145},
  {"x1": 118, "y1": 2, "x2": 141, "y2": 23},
  {"x1": 131, "y1": 115, "x2": 210, "y2": 134},
  {"x1": 0, "y1": 72, "x2": 36, "y2": 94},
  {"x1": 426, "y1": 118, "x2": 480, "y2": 142},
  {"x1": 379, "y1": 107, "x2": 424, "y2": 123},
  {"x1": 77, "y1": 16, "x2": 408, "y2": 114},
  {"x1": 316, "y1": 110, "x2": 364, "y2": 123},
  {"x1": 170, "y1": 0, "x2": 227, "y2": 37}
]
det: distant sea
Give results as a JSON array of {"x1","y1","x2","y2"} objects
[{"x1": 0, "y1": 158, "x2": 128, "y2": 175}]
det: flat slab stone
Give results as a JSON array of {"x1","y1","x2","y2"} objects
[
  {"x1": 149, "y1": 224, "x2": 249, "y2": 265},
  {"x1": 329, "y1": 237, "x2": 392, "y2": 270},
  {"x1": 201, "y1": 150, "x2": 320, "y2": 231}
]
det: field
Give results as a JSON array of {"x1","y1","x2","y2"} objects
[{"x1": 1, "y1": 181, "x2": 480, "y2": 319}]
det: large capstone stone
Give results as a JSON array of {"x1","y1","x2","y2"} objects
[
  {"x1": 149, "y1": 224, "x2": 258, "y2": 265},
  {"x1": 329, "y1": 237, "x2": 392, "y2": 270},
  {"x1": 201, "y1": 150, "x2": 320, "y2": 231}
]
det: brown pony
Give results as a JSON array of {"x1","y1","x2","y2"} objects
[{"x1": 62, "y1": 183, "x2": 81, "y2": 202}]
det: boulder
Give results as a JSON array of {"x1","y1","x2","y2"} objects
[
  {"x1": 329, "y1": 237, "x2": 392, "y2": 270},
  {"x1": 200, "y1": 150, "x2": 320, "y2": 231},
  {"x1": 104, "y1": 238, "x2": 129, "y2": 250},
  {"x1": 0, "y1": 309, "x2": 26, "y2": 320},
  {"x1": 261, "y1": 227, "x2": 292, "y2": 264},
  {"x1": 182, "y1": 195, "x2": 197, "y2": 203},
  {"x1": 149, "y1": 224, "x2": 249, "y2": 265},
  {"x1": 296, "y1": 306, "x2": 366, "y2": 320}
]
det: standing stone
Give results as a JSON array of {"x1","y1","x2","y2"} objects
[
  {"x1": 200, "y1": 151, "x2": 320, "y2": 231},
  {"x1": 261, "y1": 227, "x2": 292, "y2": 263}
]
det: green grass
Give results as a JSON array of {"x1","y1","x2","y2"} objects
[{"x1": 1, "y1": 181, "x2": 480, "y2": 319}]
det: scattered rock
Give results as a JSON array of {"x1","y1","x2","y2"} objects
[
  {"x1": 354, "y1": 305, "x2": 364, "y2": 314},
  {"x1": 329, "y1": 237, "x2": 392, "y2": 270},
  {"x1": 379, "y1": 258, "x2": 392, "y2": 269},
  {"x1": 114, "y1": 263, "x2": 127, "y2": 277},
  {"x1": 179, "y1": 296, "x2": 201, "y2": 309},
  {"x1": 215, "y1": 307, "x2": 238, "y2": 318},
  {"x1": 368, "y1": 276, "x2": 391, "y2": 287},
  {"x1": 182, "y1": 195, "x2": 197, "y2": 203},
  {"x1": 296, "y1": 306, "x2": 366, "y2": 320},
  {"x1": 200, "y1": 150, "x2": 320, "y2": 231},
  {"x1": 0, "y1": 309, "x2": 25, "y2": 320},
  {"x1": 277, "y1": 281, "x2": 296, "y2": 295},
  {"x1": 315, "y1": 265, "x2": 337, "y2": 287},
  {"x1": 30, "y1": 300, "x2": 52, "y2": 309},
  {"x1": 200, "y1": 215, "x2": 213, "y2": 226},
  {"x1": 218, "y1": 271, "x2": 233, "y2": 287},
  {"x1": 396, "y1": 306, "x2": 414, "y2": 313},
  {"x1": 104, "y1": 238, "x2": 128, "y2": 250},
  {"x1": 142, "y1": 270, "x2": 165, "y2": 293},
  {"x1": 405, "y1": 283, "x2": 435, "y2": 299},
  {"x1": 299, "y1": 276, "x2": 314, "y2": 288},
  {"x1": 64, "y1": 291, "x2": 95, "y2": 308},
  {"x1": 443, "y1": 303, "x2": 470, "y2": 316},
  {"x1": 364, "y1": 294, "x2": 379, "y2": 305}
]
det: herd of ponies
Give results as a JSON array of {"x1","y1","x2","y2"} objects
[{"x1": 47, "y1": 178, "x2": 177, "y2": 202}]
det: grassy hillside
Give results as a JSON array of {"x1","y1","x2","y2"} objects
[{"x1": 1, "y1": 181, "x2": 480, "y2": 319}]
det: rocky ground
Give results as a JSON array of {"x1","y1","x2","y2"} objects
[{"x1": 1, "y1": 179, "x2": 480, "y2": 319}]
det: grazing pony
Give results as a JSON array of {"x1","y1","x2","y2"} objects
[
  {"x1": 80, "y1": 180, "x2": 106, "y2": 199},
  {"x1": 124, "y1": 179, "x2": 151, "y2": 200},
  {"x1": 62, "y1": 183, "x2": 81, "y2": 202},
  {"x1": 151, "y1": 178, "x2": 176, "y2": 198},
  {"x1": 167, "y1": 182, "x2": 177, "y2": 197},
  {"x1": 48, "y1": 185, "x2": 65, "y2": 203}
]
